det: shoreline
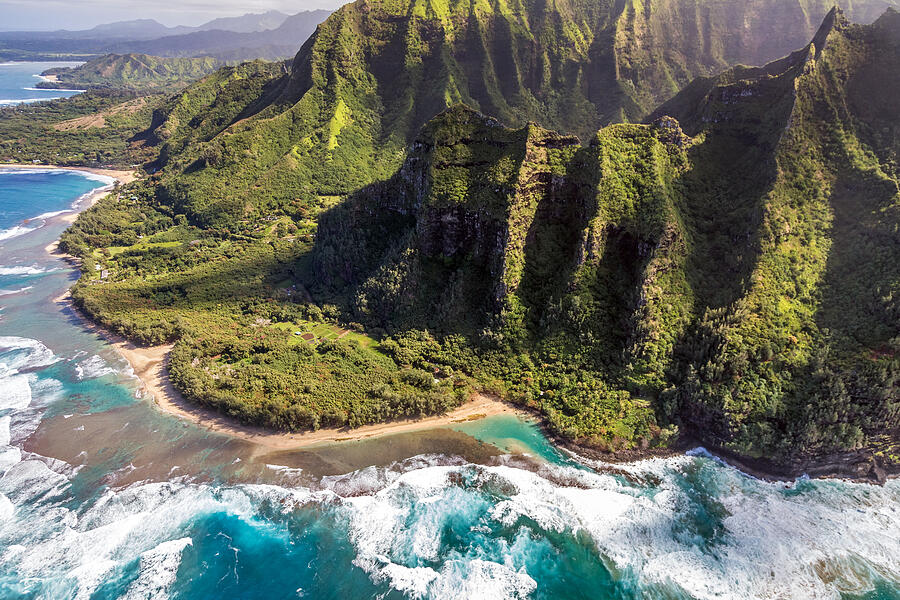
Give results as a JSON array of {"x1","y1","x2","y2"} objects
[
  {"x1": 55, "y1": 292, "x2": 533, "y2": 451},
  {"x1": 57, "y1": 291, "x2": 899, "y2": 480},
  {"x1": 35, "y1": 163, "x2": 897, "y2": 479},
  {"x1": 0, "y1": 163, "x2": 137, "y2": 185}
]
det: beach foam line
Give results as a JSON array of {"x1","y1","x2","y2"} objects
[
  {"x1": 0, "y1": 98, "x2": 66, "y2": 106},
  {"x1": 0, "y1": 286, "x2": 33, "y2": 296},
  {"x1": 33, "y1": 209, "x2": 72, "y2": 219},
  {"x1": 0, "y1": 224, "x2": 38, "y2": 242},
  {"x1": 74, "y1": 355, "x2": 117, "y2": 381},
  {"x1": 0, "y1": 167, "x2": 116, "y2": 187},
  {"x1": 0, "y1": 265, "x2": 57, "y2": 276},
  {"x1": 22, "y1": 87, "x2": 85, "y2": 93}
]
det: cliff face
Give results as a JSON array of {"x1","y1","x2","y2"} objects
[
  {"x1": 146, "y1": 0, "x2": 899, "y2": 228},
  {"x1": 312, "y1": 9, "x2": 900, "y2": 467},
  {"x1": 653, "y1": 7, "x2": 900, "y2": 465}
]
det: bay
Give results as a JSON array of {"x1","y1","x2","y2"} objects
[{"x1": 0, "y1": 61, "x2": 84, "y2": 106}]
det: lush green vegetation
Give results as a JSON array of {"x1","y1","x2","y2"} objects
[
  {"x1": 143, "y1": 0, "x2": 897, "y2": 236},
  {"x1": 0, "y1": 90, "x2": 161, "y2": 166},
  {"x1": 54, "y1": 4, "x2": 899, "y2": 467},
  {"x1": 59, "y1": 181, "x2": 471, "y2": 429},
  {"x1": 39, "y1": 54, "x2": 223, "y2": 92}
]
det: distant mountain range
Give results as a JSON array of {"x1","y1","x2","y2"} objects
[{"x1": 0, "y1": 10, "x2": 332, "y2": 62}]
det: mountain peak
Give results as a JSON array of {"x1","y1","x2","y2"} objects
[{"x1": 810, "y1": 5, "x2": 847, "y2": 58}]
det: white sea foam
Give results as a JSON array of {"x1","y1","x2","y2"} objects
[
  {"x1": 0, "y1": 415, "x2": 9, "y2": 446},
  {"x1": 0, "y1": 265, "x2": 55, "y2": 276},
  {"x1": 0, "y1": 481, "x2": 221, "y2": 599},
  {"x1": 123, "y1": 537, "x2": 193, "y2": 600},
  {"x1": 329, "y1": 459, "x2": 900, "y2": 600},
  {"x1": 74, "y1": 355, "x2": 117, "y2": 380},
  {"x1": 0, "y1": 447, "x2": 22, "y2": 476},
  {"x1": 0, "y1": 98, "x2": 61, "y2": 106},
  {"x1": 0, "y1": 373, "x2": 33, "y2": 411},
  {"x1": 0, "y1": 336, "x2": 58, "y2": 371},
  {"x1": 22, "y1": 87, "x2": 85, "y2": 93},
  {"x1": 0, "y1": 494, "x2": 13, "y2": 522},
  {"x1": 32, "y1": 209, "x2": 71, "y2": 219},
  {"x1": 0, "y1": 224, "x2": 38, "y2": 242},
  {"x1": 0, "y1": 286, "x2": 33, "y2": 296}
]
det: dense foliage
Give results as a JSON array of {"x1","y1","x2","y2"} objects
[
  {"x1": 0, "y1": 90, "x2": 161, "y2": 166},
  {"x1": 144, "y1": 0, "x2": 898, "y2": 234},
  {"x1": 39, "y1": 54, "x2": 223, "y2": 92},
  {"x1": 56, "y1": 3, "x2": 899, "y2": 466}
]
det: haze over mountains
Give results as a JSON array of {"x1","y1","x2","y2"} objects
[{"x1": 0, "y1": 10, "x2": 333, "y2": 61}]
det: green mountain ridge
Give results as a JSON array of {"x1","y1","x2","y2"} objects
[
  {"x1": 145, "y1": 0, "x2": 899, "y2": 229},
  {"x1": 304, "y1": 6, "x2": 900, "y2": 464},
  {"x1": 57, "y1": 3, "x2": 900, "y2": 476},
  {"x1": 39, "y1": 54, "x2": 224, "y2": 92}
]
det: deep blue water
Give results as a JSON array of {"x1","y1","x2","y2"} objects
[
  {"x1": 0, "y1": 61, "x2": 84, "y2": 106},
  {"x1": 0, "y1": 168, "x2": 898, "y2": 599}
]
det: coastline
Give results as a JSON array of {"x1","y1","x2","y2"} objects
[
  {"x1": 0, "y1": 163, "x2": 136, "y2": 185},
  {"x1": 56, "y1": 292, "x2": 532, "y2": 451},
  {"x1": 31, "y1": 162, "x2": 531, "y2": 452},
  {"x1": 34, "y1": 163, "x2": 897, "y2": 478}
]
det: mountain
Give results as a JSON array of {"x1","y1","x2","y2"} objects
[
  {"x1": 144, "y1": 0, "x2": 900, "y2": 229},
  {"x1": 0, "y1": 19, "x2": 193, "y2": 41},
  {"x1": 0, "y1": 10, "x2": 332, "y2": 62},
  {"x1": 310, "y1": 7, "x2": 900, "y2": 472},
  {"x1": 109, "y1": 10, "x2": 333, "y2": 60},
  {"x1": 59, "y1": 5, "x2": 900, "y2": 476},
  {"x1": 196, "y1": 11, "x2": 290, "y2": 33},
  {"x1": 38, "y1": 54, "x2": 223, "y2": 92},
  {"x1": 78, "y1": 19, "x2": 195, "y2": 40}
]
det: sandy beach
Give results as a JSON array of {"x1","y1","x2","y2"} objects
[
  {"x1": 59, "y1": 297, "x2": 527, "y2": 449},
  {"x1": 0, "y1": 163, "x2": 137, "y2": 184},
  {"x1": 34, "y1": 160, "x2": 529, "y2": 449},
  {"x1": 121, "y1": 338, "x2": 525, "y2": 450}
]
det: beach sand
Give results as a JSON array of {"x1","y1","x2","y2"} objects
[
  {"x1": 61, "y1": 297, "x2": 526, "y2": 450},
  {"x1": 0, "y1": 163, "x2": 136, "y2": 184},
  {"x1": 37, "y1": 161, "x2": 529, "y2": 449},
  {"x1": 117, "y1": 338, "x2": 525, "y2": 450},
  {"x1": 53, "y1": 292, "x2": 527, "y2": 451}
]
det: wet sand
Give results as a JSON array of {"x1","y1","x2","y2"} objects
[
  {"x1": 110, "y1": 331, "x2": 525, "y2": 450},
  {"x1": 53, "y1": 289, "x2": 529, "y2": 451}
]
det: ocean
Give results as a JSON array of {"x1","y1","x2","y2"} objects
[
  {"x1": 0, "y1": 167, "x2": 898, "y2": 599},
  {"x1": 0, "y1": 62, "x2": 84, "y2": 107}
]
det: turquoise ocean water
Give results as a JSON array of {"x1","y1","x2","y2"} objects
[
  {"x1": 0, "y1": 62, "x2": 84, "y2": 106},
  {"x1": 0, "y1": 167, "x2": 898, "y2": 599}
]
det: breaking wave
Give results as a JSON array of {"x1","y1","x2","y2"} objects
[{"x1": 74, "y1": 355, "x2": 117, "y2": 381}]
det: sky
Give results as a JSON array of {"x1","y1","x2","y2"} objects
[{"x1": 0, "y1": 0, "x2": 344, "y2": 31}]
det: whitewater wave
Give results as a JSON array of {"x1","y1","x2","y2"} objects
[
  {"x1": 0, "y1": 334, "x2": 896, "y2": 598},
  {"x1": 0, "y1": 98, "x2": 60, "y2": 106},
  {"x1": 0, "y1": 452, "x2": 896, "y2": 599},
  {"x1": 74, "y1": 355, "x2": 117, "y2": 381},
  {"x1": 0, "y1": 336, "x2": 58, "y2": 372},
  {"x1": 0, "y1": 286, "x2": 33, "y2": 296},
  {"x1": 0, "y1": 224, "x2": 38, "y2": 242},
  {"x1": 0, "y1": 373, "x2": 33, "y2": 411},
  {"x1": 22, "y1": 87, "x2": 85, "y2": 93},
  {"x1": 0, "y1": 265, "x2": 57, "y2": 276},
  {"x1": 123, "y1": 538, "x2": 193, "y2": 600},
  {"x1": 330, "y1": 459, "x2": 900, "y2": 600}
]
